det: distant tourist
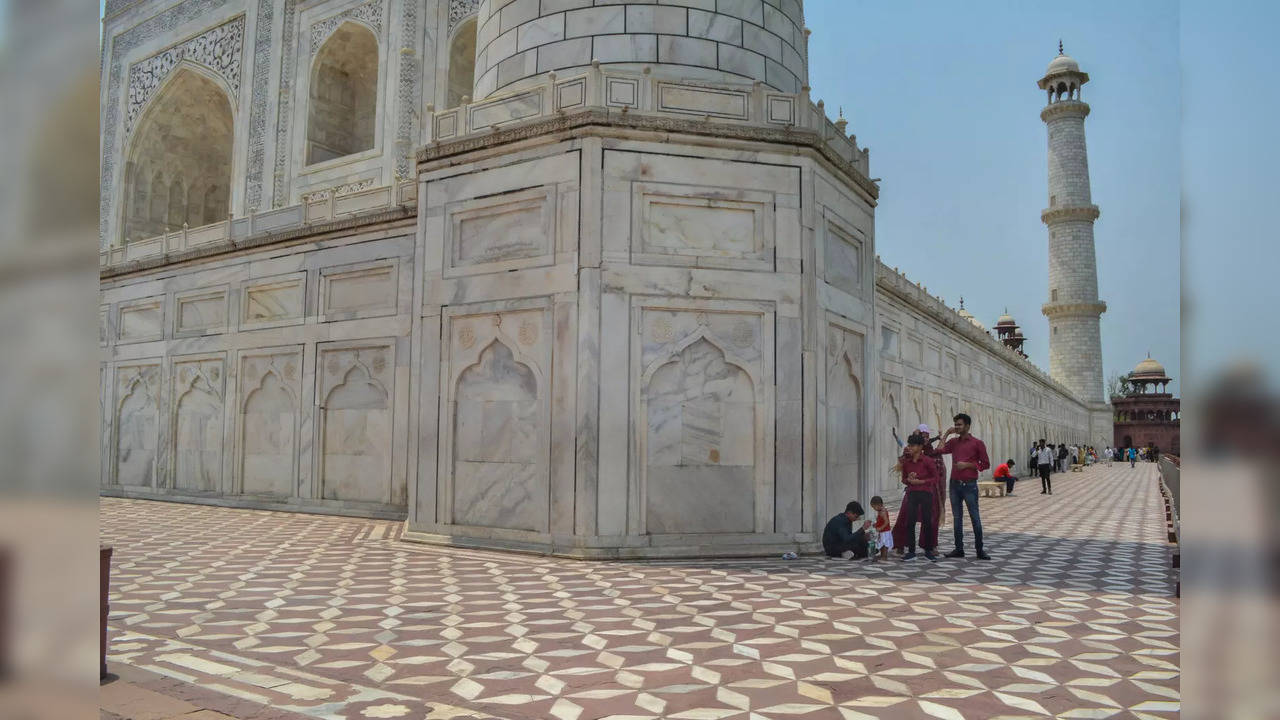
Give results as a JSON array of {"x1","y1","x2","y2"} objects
[
  {"x1": 1128, "y1": 446, "x2": 1137, "y2": 467},
  {"x1": 938, "y1": 414, "x2": 991, "y2": 560},
  {"x1": 868, "y1": 496, "x2": 893, "y2": 562},
  {"x1": 822, "y1": 501, "x2": 872, "y2": 559},
  {"x1": 993, "y1": 458, "x2": 1017, "y2": 495},
  {"x1": 1035, "y1": 439, "x2": 1054, "y2": 494},
  {"x1": 1056, "y1": 443, "x2": 1068, "y2": 473},
  {"x1": 895, "y1": 433, "x2": 940, "y2": 561},
  {"x1": 1152, "y1": 445, "x2": 1161, "y2": 462}
]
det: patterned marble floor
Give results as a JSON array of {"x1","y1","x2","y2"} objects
[{"x1": 103, "y1": 463, "x2": 1179, "y2": 720}]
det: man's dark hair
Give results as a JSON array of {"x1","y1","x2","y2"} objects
[
  {"x1": 1006, "y1": 459, "x2": 1015, "y2": 466},
  {"x1": 1039, "y1": 438, "x2": 1046, "y2": 444},
  {"x1": 870, "y1": 495, "x2": 883, "y2": 506},
  {"x1": 954, "y1": 412, "x2": 972, "y2": 426},
  {"x1": 906, "y1": 432, "x2": 927, "y2": 446},
  {"x1": 845, "y1": 501, "x2": 864, "y2": 516}
]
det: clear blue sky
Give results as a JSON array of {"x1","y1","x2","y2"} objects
[{"x1": 807, "y1": 0, "x2": 1181, "y2": 396}]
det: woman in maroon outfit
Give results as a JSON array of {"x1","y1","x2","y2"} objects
[{"x1": 890, "y1": 425, "x2": 946, "y2": 552}]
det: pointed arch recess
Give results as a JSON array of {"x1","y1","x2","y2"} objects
[
  {"x1": 122, "y1": 65, "x2": 233, "y2": 243},
  {"x1": 306, "y1": 21, "x2": 379, "y2": 165}
]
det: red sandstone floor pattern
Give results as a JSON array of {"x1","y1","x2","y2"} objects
[{"x1": 102, "y1": 462, "x2": 1178, "y2": 719}]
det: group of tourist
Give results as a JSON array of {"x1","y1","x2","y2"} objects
[
  {"x1": 820, "y1": 412, "x2": 1168, "y2": 563},
  {"x1": 822, "y1": 413, "x2": 991, "y2": 562}
]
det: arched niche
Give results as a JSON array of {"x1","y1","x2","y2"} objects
[
  {"x1": 826, "y1": 336, "x2": 863, "y2": 512},
  {"x1": 122, "y1": 67, "x2": 233, "y2": 243},
  {"x1": 451, "y1": 339, "x2": 542, "y2": 531},
  {"x1": 307, "y1": 22, "x2": 379, "y2": 165},
  {"x1": 642, "y1": 336, "x2": 757, "y2": 535},
  {"x1": 240, "y1": 370, "x2": 297, "y2": 499},
  {"x1": 447, "y1": 17, "x2": 477, "y2": 108}
]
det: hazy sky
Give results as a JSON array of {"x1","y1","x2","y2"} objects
[{"x1": 807, "y1": 0, "x2": 1181, "y2": 395}]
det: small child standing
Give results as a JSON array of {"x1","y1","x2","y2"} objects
[{"x1": 869, "y1": 496, "x2": 893, "y2": 561}]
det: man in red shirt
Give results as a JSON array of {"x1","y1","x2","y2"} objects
[
  {"x1": 938, "y1": 413, "x2": 991, "y2": 560},
  {"x1": 993, "y1": 459, "x2": 1016, "y2": 495}
]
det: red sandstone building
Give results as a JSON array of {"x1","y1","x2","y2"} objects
[{"x1": 1113, "y1": 356, "x2": 1180, "y2": 455}]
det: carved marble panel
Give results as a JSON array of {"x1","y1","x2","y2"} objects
[
  {"x1": 823, "y1": 219, "x2": 863, "y2": 296},
  {"x1": 449, "y1": 0, "x2": 480, "y2": 33},
  {"x1": 317, "y1": 342, "x2": 394, "y2": 504},
  {"x1": 319, "y1": 260, "x2": 398, "y2": 321},
  {"x1": 445, "y1": 187, "x2": 555, "y2": 276},
  {"x1": 631, "y1": 182, "x2": 774, "y2": 270},
  {"x1": 240, "y1": 272, "x2": 306, "y2": 329},
  {"x1": 171, "y1": 356, "x2": 225, "y2": 492},
  {"x1": 114, "y1": 362, "x2": 162, "y2": 487},
  {"x1": 118, "y1": 296, "x2": 165, "y2": 343},
  {"x1": 237, "y1": 348, "x2": 302, "y2": 498},
  {"x1": 636, "y1": 306, "x2": 771, "y2": 535},
  {"x1": 310, "y1": 0, "x2": 384, "y2": 56},
  {"x1": 825, "y1": 325, "x2": 864, "y2": 509},
  {"x1": 174, "y1": 287, "x2": 229, "y2": 335},
  {"x1": 655, "y1": 82, "x2": 750, "y2": 120},
  {"x1": 125, "y1": 15, "x2": 244, "y2": 136},
  {"x1": 443, "y1": 305, "x2": 550, "y2": 533}
]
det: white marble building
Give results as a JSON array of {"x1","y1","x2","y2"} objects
[{"x1": 100, "y1": 0, "x2": 1099, "y2": 557}]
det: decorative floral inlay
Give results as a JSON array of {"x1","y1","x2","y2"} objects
[
  {"x1": 448, "y1": 0, "x2": 480, "y2": 33},
  {"x1": 126, "y1": 15, "x2": 244, "y2": 136},
  {"x1": 310, "y1": 0, "x2": 384, "y2": 56},
  {"x1": 517, "y1": 320, "x2": 537, "y2": 346},
  {"x1": 651, "y1": 317, "x2": 673, "y2": 343},
  {"x1": 458, "y1": 325, "x2": 476, "y2": 350}
]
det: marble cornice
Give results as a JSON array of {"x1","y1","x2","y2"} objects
[
  {"x1": 1041, "y1": 205, "x2": 1100, "y2": 224},
  {"x1": 417, "y1": 108, "x2": 881, "y2": 202},
  {"x1": 1041, "y1": 300, "x2": 1108, "y2": 319},
  {"x1": 1040, "y1": 100, "x2": 1091, "y2": 122},
  {"x1": 99, "y1": 205, "x2": 416, "y2": 280}
]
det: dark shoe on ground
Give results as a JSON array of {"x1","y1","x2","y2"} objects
[
  {"x1": 901, "y1": 551, "x2": 916, "y2": 561},
  {"x1": 976, "y1": 551, "x2": 992, "y2": 560},
  {"x1": 944, "y1": 548, "x2": 965, "y2": 559},
  {"x1": 1041, "y1": 490, "x2": 1047, "y2": 494},
  {"x1": 924, "y1": 551, "x2": 938, "y2": 561}
]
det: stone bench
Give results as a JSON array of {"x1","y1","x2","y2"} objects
[{"x1": 977, "y1": 481, "x2": 1006, "y2": 498}]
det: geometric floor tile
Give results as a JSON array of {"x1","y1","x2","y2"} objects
[{"x1": 103, "y1": 462, "x2": 1179, "y2": 719}]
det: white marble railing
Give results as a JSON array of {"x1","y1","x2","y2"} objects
[
  {"x1": 425, "y1": 64, "x2": 870, "y2": 177},
  {"x1": 101, "y1": 181, "x2": 418, "y2": 269}
]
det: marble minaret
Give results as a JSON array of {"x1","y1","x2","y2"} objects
[{"x1": 1038, "y1": 45, "x2": 1110, "y2": 443}]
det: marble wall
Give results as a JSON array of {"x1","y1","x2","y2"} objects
[
  {"x1": 100, "y1": 227, "x2": 416, "y2": 517},
  {"x1": 99, "y1": 2, "x2": 1100, "y2": 557}
]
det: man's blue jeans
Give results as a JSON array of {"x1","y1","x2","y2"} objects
[{"x1": 949, "y1": 480, "x2": 984, "y2": 552}]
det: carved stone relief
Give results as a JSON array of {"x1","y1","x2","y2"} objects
[
  {"x1": 446, "y1": 308, "x2": 548, "y2": 533},
  {"x1": 825, "y1": 326, "x2": 864, "y2": 510},
  {"x1": 448, "y1": 0, "x2": 480, "y2": 34},
  {"x1": 309, "y1": 0, "x2": 384, "y2": 56},
  {"x1": 638, "y1": 308, "x2": 766, "y2": 535},
  {"x1": 115, "y1": 363, "x2": 162, "y2": 487},
  {"x1": 318, "y1": 343, "x2": 394, "y2": 504},
  {"x1": 126, "y1": 15, "x2": 244, "y2": 137},
  {"x1": 238, "y1": 349, "x2": 301, "y2": 498},
  {"x1": 172, "y1": 357, "x2": 224, "y2": 492}
]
